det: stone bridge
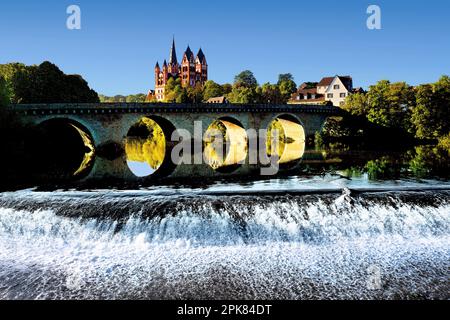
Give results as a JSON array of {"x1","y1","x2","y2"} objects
[{"x1": 11, "y1": 103, "x2": 340, "y2": 181}]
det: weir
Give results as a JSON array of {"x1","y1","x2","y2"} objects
[
  {"x1": 11, "y1": 103, "x2": 340, "y2": 181},
  {"x1": 0, "y1": 188, "x2": 448, "y2": 299}
]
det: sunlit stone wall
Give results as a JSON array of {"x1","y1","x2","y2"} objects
[{"x1": 14, "y1": 103, "x2": 335, "y2": 181}]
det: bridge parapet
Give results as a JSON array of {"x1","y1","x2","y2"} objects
[{"x1": 11, "y1": 103, "x2": 341, "y2": 116}]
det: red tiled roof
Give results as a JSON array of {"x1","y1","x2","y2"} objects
[
  {"x1": 297, "y1": 88, "x2": 317, "y2": 95},
  {"x1": 318, "y1": 76, "x2": 353, "y2": 90},
  {"x1": 317, "y1": 77, "x2": 335, "y2": 87}
]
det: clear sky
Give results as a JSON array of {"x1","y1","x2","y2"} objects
[{"x1": 1, "y1": 0, "x2": 449, "y2": 96}]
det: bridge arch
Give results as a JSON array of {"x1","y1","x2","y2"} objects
[
  {"x1": 203, "y1": 116, "x2": 249, "y2": 173},
  {"x1": 265, "y1": 113, "x2": 306, "y2": 166},
  {"x1": 124, "y1": 115, "x2": 177, "y2": 179},
  {"x1": 13, "y1": 103, "x2": 339, "y2": 181},
  {"x1": 27, "y1": 118, "x2": 96, "y2": 180}
]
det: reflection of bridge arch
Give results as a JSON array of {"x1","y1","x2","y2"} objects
[
  {"x1": 124, "y1": 115, "x2": 177, "y2": 179},
  {"x1": 29, "y1": 118, "x2": 96, "y2": 179},
  {"x1": 204, "y1": 116, "x2": 248, "y2": 172},
  {"x1": 266, "y1": 114, "x2": 306, "y2": 165},
  {"x1": 272, "y1": 113, "x2": 304, "y2": 128}
]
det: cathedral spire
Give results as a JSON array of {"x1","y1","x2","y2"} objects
[
  {"x1": 169, "y1": 36, "x2": 178, "y2": 65},
  {"x1": 196, "y1": 48, "x2": 206, "y2": 63},
  {"x1": 184, "y1": 45, "x2": 194, "y2": 61}
]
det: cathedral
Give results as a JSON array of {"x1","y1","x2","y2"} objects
[{"x1": 152, "y1": 38, "x2": 208, "y2": 101}]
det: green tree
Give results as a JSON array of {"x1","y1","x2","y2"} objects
[
  {"x1": 64, "y1": 74, "x2": 100, "y2": 103},
  {"x1": 187, "y1": 82, "x2": 204, "y2": 103},
  {"x1": 203, "y1": 80, "x2": 224, "y2": 101},
  {"x1": 438, "y1": 133, "x2": 450, "y2": 156},
  {"x1": 0, "y1": 63, "x2": 30, "y2": 103},
  {"x1": 411, "y1": 75, "x2": 450, "y2": 139},
  {"x1": 409, "y1": 145, "x2": 450, "y2": 178},
  {"x1": 164, "y1": 78, "x2": 181, "y2": 102},
  {"x1": 277, "y1": 73, "x2": 295, "y2": 84},
  {"x1": 0, "y1": 75, "x2": 22, "y2": 138},
  {"x1": 125, "y1": 94, "x2": 147, "y2": 102},
  {"x1": 366, "y1": 80, "x2": 414, "y2": 130},
  {"x1": 164, "y1": 78, "x2": 189, "y2": 103},
  {"x1": 277, "y1": 73, "x2": 297, "y2": 103},
  {"x1": 221, "y1": 83, "x2": 232, "y2": 95},
  {"x1": 98, "y1": 94, "x2": 109, "y2": 102},
  {"x1": 227, "y1": 70, "x2": 260, "y2": 104},
  {"x1": 0, "y1": 76, "x2": 9, "y2": 108},
  {"x1": 258, "y1": 82, "x2": 283, "y2": 104},
  {"x1": 341, "y1": 92, "x2": 368, "y2": 116},
  {"x1": 0, "y1": 61, "x2": 99, "y2": 103},
  {"x1": 234, "y1": 70, "x2": 258, "y2": 88},
  {"x1": 227, "y1": 86, "x2": 259, "y2": 104}
]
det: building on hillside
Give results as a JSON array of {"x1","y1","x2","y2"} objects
[
  {"x1": 289, "y1": 82, "x2": 324, "y2": 105},
  {"x1": 146, "y1": 90, "x2": 155, "y2": 101},
  {"x1": 206, "y1": 96, "x2": 228, "y2": 104},
  {"x1": 290, "y1": 75, "x2": 357, "y2": 107},
  {"x1": 152, "y1": 38, "x2": 208, "y2": 101},
  {"x1": 352, "y1": 87, "x2": 365, "y2": 94}
]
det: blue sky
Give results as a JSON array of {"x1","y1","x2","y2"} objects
[{"x1": 0, "y1": 0, "x2": 449, "y2": 95}]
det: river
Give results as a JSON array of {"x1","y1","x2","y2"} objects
[{"x1": 0, "y1": 169, "x2": 449, "y2": 300}]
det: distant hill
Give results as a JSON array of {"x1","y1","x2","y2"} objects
[{"x1": 99, "y1": 94, "x2": 147, "y2": 103}]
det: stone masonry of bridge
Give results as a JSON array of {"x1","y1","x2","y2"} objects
[{"x1": 11, "y1": 103, "x2": 340, "y2": 181}]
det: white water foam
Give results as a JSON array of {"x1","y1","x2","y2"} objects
[{"x1": 0, "y1": 192, "x2": 449, "y2": 299}]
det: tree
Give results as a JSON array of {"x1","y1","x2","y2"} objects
[
  {"x1": 203, "y1": 80, "x2": 224, "y2": 101},
  {"x1": 277, "y1": 73, "x2": 297, "y2": 103},
  {"x1": 0, "y1": 61, "x2": 99, "y2": 103},
  {"x1": 0, "y1": 76, "x2": 9, "y2": 108},
  {"x1": 0, "y1": 75, "x2": 21, "y2": 134},
  {"x1": 234, "y1": 70, "x2": 258, "y2": 88},
  {"x1": 187, "y1": 82, "x2": 204, "y2": 103},
  {"x1": 164, "y1": 77, "x2": 189, "y2": 103},
  {"x1": 432, "y1": 75, "x2": 450, "y2": 136},
  {"x1": 279, "y1": 80, "x2": 297, "y2": 102},
  {"x1": 258, "y1": 82, "x2": 283, "y2": 104},
  {"x1": 64, "y1": 74, "x2": 100, "y2": 103},
  {"x1": 221, "y1": 83, "x2": 232, "y2": 95},
  {"x1": 0, "y1": 63, "x2": 30, "y2": 103},
  {"x1": 126, "y1": 94, "x2": 147, "y2": 102},
  {"x1": 227, "y1": 71, "x2": 260, "y2": 104},
  {"x1": 411, "y1": 76, "x2": 450, "y2": 139},
  {"x1": 438, "y1": 133, "x2": 450, "y2": 153},
  {"x1": 227, "y1": 86, "x2": 259, "y2": 104},
  {"x1": 366, "y1": 80, "x2": 414, "y2": 130},
  {"x1": 277, "y1": 73, "x2": 295, "y2": 84},
  {"x1": 341, "y1": 92, "x2": 368, "y2": 117}
]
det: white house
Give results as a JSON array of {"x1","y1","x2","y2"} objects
[
  {"x1": 290, "y1": 75, "x2": 355, "y2": 107},
  {"x1": 317, "y1": 76, "x2": 353, "y2": 106}
]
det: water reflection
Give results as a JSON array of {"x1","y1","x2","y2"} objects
[
  {"x1": 267, "y1": 118, "x2": 306, "y2": 164},
  {"x1": 25, "y1": 120, "x2": 96, "y2": 180},
  {"x1": 125, "y1": 118, "x2": 166, "y2": 177},
  {"x1": 409, "y1": 145, "x2": 450, "y2": 178},
  {"x1": 308, "y1": 144, "x2": 450, "y2": 181},
  {"x1": 71, "y1": 124, "x2": 95, "y2": 177},
  {"x1": 204, "y1": 120, "x2": 248, "y2": 170}
]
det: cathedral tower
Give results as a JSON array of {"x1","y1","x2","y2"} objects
[{"x1": 153, "y1": 38, "x2": 208, "y2": 101}]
